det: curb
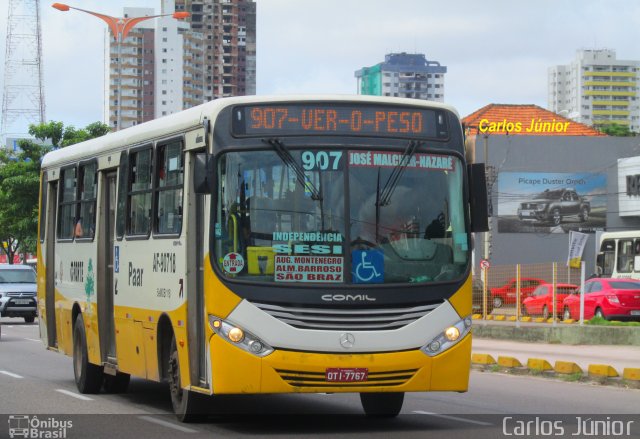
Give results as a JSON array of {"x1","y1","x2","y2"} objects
[
  {"x1": 471, "y1": 352, "x2": 640, "y2": 388},
  {"x1": 472, "y1": 323, "x2": 640, "y2": 346}
]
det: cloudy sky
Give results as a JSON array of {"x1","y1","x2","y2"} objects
[{"x1": 1, "y1": 0, "x2": 639, "y2": 132}]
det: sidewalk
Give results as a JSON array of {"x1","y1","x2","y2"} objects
[{"x1": 472, "y1": 337, "x2": 640, "y2": 373}]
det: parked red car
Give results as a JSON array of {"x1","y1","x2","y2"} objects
[
  {"x1": 562, "y1": 278, "x2": 640, "y2": 321},
  {"x1": 490, "y1": 277, "x2": 546, "y2": 308},
  {"x1": 522, "y1": 283, "x2": 578, "y2": 319}
]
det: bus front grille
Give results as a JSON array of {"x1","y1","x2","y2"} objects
[
  {"x1": 252, "y1": 301, "x2": 442, "y2": 331},
  {"x1": 275, "y1": 368, "x2": 418, "y2": 388}
]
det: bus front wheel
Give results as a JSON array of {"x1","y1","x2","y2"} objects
[
  {"x1": 360, "y1": 392, "x2": 404, "y2": 417},
  {"x1": 73, "y1": 314, "x2": 103, "y2": 394},
  {"x1": 168, "y1": 336, "x2": 206, "y2": 422}
]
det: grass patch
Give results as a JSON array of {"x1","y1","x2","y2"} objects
[
  {"x1": 559, "y1": 372, "x2": 583, "y2": 382},
  {"x1": 585, "y1": 317, "x2": 640, "y2": 327},
  {"x1": 490, "y1": 364, "x2": 500, "y2": 373}
]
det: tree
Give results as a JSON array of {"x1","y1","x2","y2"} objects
[
  {"x1": 598, "y1": 123, "x2": 637, "y2": 137},
  {"x1": 0, "y1": 121, "x2": 110, "y2": 263}
]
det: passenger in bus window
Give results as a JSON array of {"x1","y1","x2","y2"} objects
[{"x1": 74, "y1": 217, "x2": 83, "y2": 238}]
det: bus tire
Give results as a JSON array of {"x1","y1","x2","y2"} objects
[
  {"x1": 103, "y1": 372, "x2": 130, "y2": 393},
  {"x1": 73, "y1": 314, "x2": 103, "y2": 394},
  {"x1": 168, "y1": 336, "x2": 206, "y2": 422},
  {"x1": 360, "y1": 392, "x2": 404, "y2": 417}
]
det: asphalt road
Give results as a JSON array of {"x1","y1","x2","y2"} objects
[{"x1": 1, "y1": 319, "x2": 639, "y2": 439}]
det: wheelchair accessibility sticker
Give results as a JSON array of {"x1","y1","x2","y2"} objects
[{"x1": 351, "y1": 250, "x2": 384, "y2": 284}]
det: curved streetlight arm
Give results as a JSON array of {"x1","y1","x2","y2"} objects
[
  {"x1": 51, "y1": 3, "x2": 190, "y2": 41},
  {"x1": 52, "y1": 3, "x2": 189, "y2": 131}
]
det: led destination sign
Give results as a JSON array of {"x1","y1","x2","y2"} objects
[{"x1": 232, "y1": 104, "x2": 447, "y2": 139}]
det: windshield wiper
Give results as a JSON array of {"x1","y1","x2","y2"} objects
[
  {"x1": 263, "y1": 138, "x2": 323, "y2": 201},
  {"x1": 376, "y1": 140, "x2": 422, "y2": 207}
]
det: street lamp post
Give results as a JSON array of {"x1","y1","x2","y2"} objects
[{"x1": 52, "y1": 3, "x2": 189, "y2": 131}]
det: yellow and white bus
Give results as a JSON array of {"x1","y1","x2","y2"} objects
[
  {"x1": 596, "y1": 231, "x2": 640, "y2": 279},
  {"x1": 37, "y1": 95, "x2": 488, "y2": 420}
]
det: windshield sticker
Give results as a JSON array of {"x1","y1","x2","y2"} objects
[
  {"x1": 348, "y1": 151, "x2": 454, "y2": 171},
  {"x1": 351, "y1": 250, "x2": 384, "y2": 284},
  {"x1": 222, "y1": 252, "x2": 245, "y2": 274},
  {"x1": 275, "y1": 255, "x2": 343, "y2": 283},
  {"x1": 272, "y1": 231, "x2": 344, "y2": 255}
]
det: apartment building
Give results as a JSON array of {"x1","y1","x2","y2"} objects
[
  {"x1": 548, "y1": 49, "x2": 640, "y2": 133},
  {"x1": 355, "y1": 53, "x2": 447, "y2": 102},
  {"x1": 103, "y1": 7, "x2": 157, "y2": 130},
  {"x1": 175, "y1": 0, "x2": 256, "y2": 103},
  {"x1": 104, "y1": 1, "x2": 256, "y2": 130}
]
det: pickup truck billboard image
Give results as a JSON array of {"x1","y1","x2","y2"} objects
[{"x1": 497, "y1": 172, "x2": 607, "y2": 233}]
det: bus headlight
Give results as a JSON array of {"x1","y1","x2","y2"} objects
[
  {"x1": 421, "y1": 316, "x2": 472, "y2": 357},
  {"x1": 208, "y1": 315, "x2": 274, "y2": 358}
]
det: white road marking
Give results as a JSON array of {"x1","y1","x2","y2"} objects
[
  {"x1": 138, "y1": 416, "x2": 199, "y2": 433},
  {"x1": 413, "y1": 411, "x2": 493, "y2": 426},
  {"x1": 25, "y1": 338, "x2": 41, "y2": 342},
  {"x1": 0, "y1": 370, "x2": 23, "y2": 379},
  {"x1": 55, "y1": 389, "x2": 94, "y2": 401}
]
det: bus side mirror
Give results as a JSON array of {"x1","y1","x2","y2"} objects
[
  {"x1": 194, "y1": 153, "x2": 214, "y2": 194},
  {"x1": 468, "y1": 163, "x2": 489, "y2": 232}
]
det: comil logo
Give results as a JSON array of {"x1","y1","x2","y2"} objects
[
  {"x1": 8, "y1": 415, "x2": 73, "y2": 438},
  {"x1": 321, "y1": 294, "x2": 376, "y2": 302}
]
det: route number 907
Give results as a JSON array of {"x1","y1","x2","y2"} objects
[{"x1": 301, "y1": 151, "x2": 343, "y2": 171}]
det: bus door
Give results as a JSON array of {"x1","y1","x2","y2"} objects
[
  {"x1": 187, "y1": 152, "x2": 207, "y2": 387},
  {"x1": 597, "y1": 239, "x2": 615, "y2": 277},
  {"x1": 98, "y1": 171, "x2": 117, "y2": 362},
  {"x1": 45, "y1": 180, "x2": 58, "y2": 348}
]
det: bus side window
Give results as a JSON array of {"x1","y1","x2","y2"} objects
[
  {"x1": 617, "y1": 240, "x2": 633, "y2": 273},
  {"x1": 600, "y1": 239, "x2": 615, "y2": 276},
  {"x1": 78, "y1": 162, "x2": 97, "y2": 239},
  {"x1": 116, "y1": 151, "x2": 129, "y2": 240},
  {"x1": 57, "y1": 166, "x2": 77, "y2": 240},
  {"x1": 128, "y1": 147, "x2": 153, "y2": 236},
  {"x1": 634, "y1": 239, "x2": 640, "y2": 272},
  {"x1": 154, "y1": 140, "x2": 183, "y2": 235}
]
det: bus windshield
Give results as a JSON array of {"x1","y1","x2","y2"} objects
[{"x1": 215, "y1": 147, "x2": 468, "y2": 285}]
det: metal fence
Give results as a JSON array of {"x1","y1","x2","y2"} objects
[{"x1": 472, "y1": 262, "x2": 585, "y2": 322}]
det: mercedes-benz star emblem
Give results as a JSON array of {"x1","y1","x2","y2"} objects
[{"x1": 339, "y1": 332, "x2": 355, "y2": 349}]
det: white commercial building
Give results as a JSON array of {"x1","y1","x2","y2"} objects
[{"x1": 548, "y1": 49, "x2": 640, "y2": 133}]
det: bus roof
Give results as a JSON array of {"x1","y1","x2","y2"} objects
[
  {"x1": 41, "y1": 95, "x2": 459, "y2": 170},
  {"x1": 599, "y1": 231, "x2": 640, "y2": 241}
]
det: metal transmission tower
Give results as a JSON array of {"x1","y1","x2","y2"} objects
[{"x1": 1, "y1": 0, "x2": 46, "y2": 144}]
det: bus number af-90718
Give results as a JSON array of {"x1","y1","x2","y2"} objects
[{"x1": 231, "y1": 103, "x2": 448, "y2": 139}]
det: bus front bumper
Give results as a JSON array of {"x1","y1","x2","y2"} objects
[{"x1": 208, "y1": 332, "x2": 471, "y2": 394}]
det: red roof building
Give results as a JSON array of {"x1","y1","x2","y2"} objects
[{"x1": 462, "y1": 104, "x2": 605, "y2": 137}]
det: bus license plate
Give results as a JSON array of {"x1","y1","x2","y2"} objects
[
  {"x1": 631, "y1": 310, "x2": 640, "y2": 316},
  {"x1": 325, "y1": 368, "x2": 368, "y2": 382},
  {"x1": 12, "y1": 299, "x2": 32, "y2": 305}
]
